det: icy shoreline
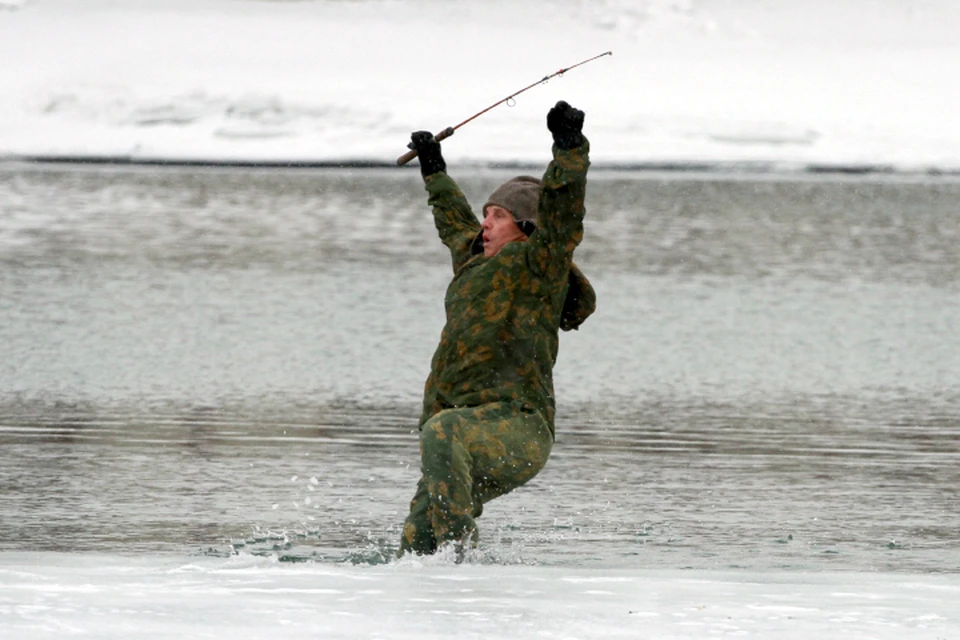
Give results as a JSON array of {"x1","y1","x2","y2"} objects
[
  {"x1": 6, "y1": 155, "x2": 960, "y2": 177},
  {"x1": 1, "y1": 0, "x2": 959, "y2": 171},
  {"x1": 2, "y1": 552, "x2": 958, "y2": 640}
]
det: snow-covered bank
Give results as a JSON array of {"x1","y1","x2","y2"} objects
[
  {"x1": 1, "y1": 0, "x2": 959, "y2": 170},
  {"x1": 1, "y1": 553, "x2": 957, "y2": 640}
]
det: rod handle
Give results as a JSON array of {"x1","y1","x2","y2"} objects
[{"x1": 396, "y1": 127, "x2": 455, "y2": 166}]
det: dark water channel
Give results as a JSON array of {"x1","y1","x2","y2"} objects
[{"x1": 1, "y1": 164, "x2": 958, "y2": 571}]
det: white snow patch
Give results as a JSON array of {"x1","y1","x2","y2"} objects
[
  {"x1": 0, "y1": 0, "x2": 958, "y2": 169},
  {"x1": 1, "y1": 553, "x2": 957, "y2": 640}
]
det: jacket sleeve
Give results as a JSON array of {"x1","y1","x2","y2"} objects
[
  {"x1": 527, "y1": 138, "x2": 590, "y2": 284},
  {"x1": 423, "y1": 172, "x2": 481, "y2": 273}
]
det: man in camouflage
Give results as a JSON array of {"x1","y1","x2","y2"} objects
[{"x1": 398, "y1": 100, "x2": 595, "y2": 556}]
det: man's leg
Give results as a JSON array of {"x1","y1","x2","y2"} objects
[
  {"x1": 462, "y1": 402, "x2": 554, "y2": 510},
  {"x1": 398, "y1": 478, "x2": 437, "y2": 556},
  {"x1": 418, "y1": 407, "x2": 479, "y2": 548},
  {"x1": 403, "y1": 403, "x2": 553, "y2": 553}
]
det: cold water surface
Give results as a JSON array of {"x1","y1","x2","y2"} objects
[{"x1": 1, "y1": 165, "x2": 958, "y2": 571}]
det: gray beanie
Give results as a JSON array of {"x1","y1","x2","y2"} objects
[{"x1": 483, "y1": 176, "x2": 541, "y2": 236}]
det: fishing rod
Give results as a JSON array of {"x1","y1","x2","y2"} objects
[{"x1": 397, "y1": 50, "x2": 612, "y2": 166}]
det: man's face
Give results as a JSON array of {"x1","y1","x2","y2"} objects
[{"x1": 481, "y1": 205, "x2": 526, "y2": 257}]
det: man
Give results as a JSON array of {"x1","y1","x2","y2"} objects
[{"x1": 398, "y1": 100, "x2": 595, "y2": 557}]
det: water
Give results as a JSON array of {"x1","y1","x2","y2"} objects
[{"x1": 1, "y1": 163, "x2": 958, "y2": 572}]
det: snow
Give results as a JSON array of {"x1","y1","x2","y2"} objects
[
  {"x1": 1, "y1": 0, "x2": 959, "y2": 170},
  {"x1": 1, "y1": 553, "x2": 958, "y2": 640},
  {"x1": 2, "y1": 2, "x2": 960, "y2": 636}
]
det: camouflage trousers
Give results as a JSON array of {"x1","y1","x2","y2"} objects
[{"x1": 398, "y1": 401, "x2": 554, "y2": 556}]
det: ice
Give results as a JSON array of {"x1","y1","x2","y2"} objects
[
  {"x1": 0, "y1": 0, "x2": 958, "y2": 170},
  {"x1": 0, "y1": 553, "x2": 957, "y2": 639},
  {"x1": 1, "y1": 2, "x2": 959, "y2": 636}
]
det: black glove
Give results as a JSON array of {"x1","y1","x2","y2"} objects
[
  {"x1": 546, "y1": 100, "x2": 585, "y2": 150},
  {"x1": 408, "y1": 130, "x2": 446, "y2": 178}
]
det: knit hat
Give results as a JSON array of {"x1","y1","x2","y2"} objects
[
  {"x1": 483, "y1": 176, "x2": 541, "y2": 237},
  {"x1": 471, "y1": 175, "x2": 597, "y2": 331}
]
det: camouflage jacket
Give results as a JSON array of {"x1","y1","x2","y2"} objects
[{"x1": 420, "y1": 140, "x2": 592, "y2": 434}]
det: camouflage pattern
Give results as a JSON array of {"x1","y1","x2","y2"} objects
[
  {"x1": 399, "y1": 402, "x2": 553, "y2": 555},
  {"x1": 421, "y1": 139, "x2": 591, "y2": 429},
  {"x1": 399, "y1": 139, "x2": 591, "y2": 555}
]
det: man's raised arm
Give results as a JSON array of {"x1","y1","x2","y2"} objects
[
  {"x1": 528, "y1": 101, "x2": 590, "y2": 281},
  {"x1": 409, "y1": 131, "x2": 480, "y2": 273}
]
